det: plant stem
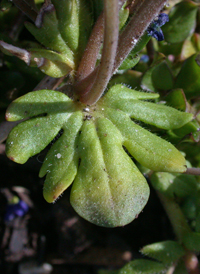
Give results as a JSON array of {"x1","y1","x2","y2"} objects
[
  {"x1": 75, "y1": 12, "x2": 104, "y2": 83},
  {"x1": 33, "y1": 75, "x2": 66, "y2": 91},
  {"x1": 80, "y1": 0, "x2": 119, "y2": 105},
  {"x1": 114, "y1": 0, "x2": 167, "y2": 71},
  {"x1": 157, "y1": 192, "x2": 191, "y2": 242},
  {"x1": 185, "y1": 168, "x2": 200, "y2": 176},
  {"x1": 75, "y1": 0, "x2": 127, "y2": 84},
  {"x1": 77, "y1": 0, "x2": 166, "y2": 104},
  {"x1": 156, "y1": 191, "x2": 200, "y2": 274}
]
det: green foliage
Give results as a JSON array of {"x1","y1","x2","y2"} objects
[
  {"x1": 174, "y1": 53, "x2": 200, "y2": 98},
  {"x1": 141, "y1": 241, "x2": 186, "y2": 264},
  {"x1": 0, "y1": 0, "x2": 93, "y2": 77},
  {"x1": 162, "y1": 0, "x2": 199, "y2": 43},
  {"x1": 1, "y1": 0, "x2": 200, "y2": 272},
  {"x1": 183, "y1": 232, "x2": 200, "y2": 252},
  {"x1": 103, "y1": 259, "x2": 166, "y2": 274},
  {"x1": 5, "y1": 83, "x2": 192, "y2": 226},
  {"x1": 151, "y1": 171, "x2": 198, "y2": 198}
]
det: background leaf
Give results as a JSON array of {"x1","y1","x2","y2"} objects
[
  {"x1": 162, "y1": 0, "x2": 198, "y2": 43},
  {"x1": 141, "y1": 241, "x2": 185, "y2": 264}
]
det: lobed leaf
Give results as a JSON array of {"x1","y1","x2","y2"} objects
[
  {"x1": 40, "y1": 111, "x2": 83, "y2": 203},
  {"x1": 6, "y1": 114, "x2": 65, "y2": 164},
  {"x1": 70, "y1": 117, "x2": 149, "y2": 227},
  {"x1": 104, "y1": 108, "x2": 187, "y2": 173},
  {"x1": 103, "y1": 90, "x2": 193, "y2": 130},
  {"x1": 6, "y1": 89, "x2": 73, "y2": 121},
  {"x1": 5, "y1": 85, "x2": 192, "y2": 226},
  {"x1": 103, "y1": 84, "x2": 159, "y2": 102}
]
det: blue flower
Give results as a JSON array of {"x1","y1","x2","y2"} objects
[
  {"x1": 147, "y1": 13, "x2": 169, "y2": 41},
  {"x1": 4, "y1": 199, "x2": 29, "y2": 221}
]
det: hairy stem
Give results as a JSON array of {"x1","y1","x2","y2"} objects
[
  {"x1": 80, "y1": 0, "x2": 119, "y2": 105},
  {"x1": 114, "y1": 0, "x2": 167, "y2": 71},
  {"x1": 76, "y1": 0, "x2": 127, "y2": 84},
  {"x1": 75, "y1": 13, "x2": 104, "y2": 83}
]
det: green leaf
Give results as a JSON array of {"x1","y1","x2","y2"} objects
[
  {"x1": 103, "y1": 108, "x2": 187, "y2": 173},
  {"x1": 5, "y1": 89, "x2": 75, "y2": 164},
  {"x1": 6, "y1": 89, "x2": 73, "y2": 121},
  {"x1": 174, "y1": 53, "x2": 200, "y2": 98},
  {"x1": 119, "y1": 33, "x2": 150, "y2": 71},
  {"x1": 151, "y1": 171, "x2": 197, "y2": 198},
  {"x1": 119, "y1": 5, "x2": 129, "y2": 30},
  {"x1": 158, "y1": 41, "x2": 183, "y2": 56},
  {"x1": 40, "y1": 111, "x2": 83, "y2": 203},
  {"x1": 52, "y1": 0, "x2": 92, "y2": 59},
  {"x1": 141, "y1": 53, "x2": 166, "y2": 92},
  {"x1": 108, "y1": 71, "x2": 142, "y2": 90},
  {"x1": 6, "y1": 85, "x2": 190, "y2": 226},
  {"x1": 179, "y1": 39, "x2": 197, "y2": 61},
  {"x1": 173, "y1": 260, "x2": 188, "y2": 274},
  {"x1": 151, "y1": 61, "x2": 174, "y2": 91},
  {"x1": 70, "y1": 117, "x2": 149, "y2": 227},
  {"x1": 104, "y1": 84, "x2": 160, "y2": 102},
  {"x1": 164, "y1": 89, "x2": 187, "y2": 111},
  {"x1": 172, "y1": 120, "x2": 200, "y2": 138},
  {"x1": 25, "y1": 4, "x2": 73, "y2": 58},
  {"x1": 119, "y1": 54, "x2": 140, "y2": 70},
  {"x1": 162, "y1": 0, "x2": 199, "y2": 43},
  {"x1": 104, "y1": 86, "x2": 193, "y2": 130},
  {"x1": 118, "y1": 259, "x2": 166, "y2": 274},
  {"x1": 183, "y1": 232, "x2": 200, "y2": 252},
  {"x1": 181, "y1": 196, "x2": 196, "y2": 220},
  {"x1": 6, "y1": 114, "x2": 65, "y2": 164},
  {"x1": 141, "y1": 241, "x2": 186, "y2": 264},
  {"x1": 195, "y1": 212, "x2": 200, "y2": 232},
  {"x1": 30, "y1": 48, "x2": 74, "y2": 77},
  {"x1": 0, "y1": 41, "x2": 74, "y2": 78},
  {"x1": 132, "y1": 33, "x2": 151, "y2": 56}
]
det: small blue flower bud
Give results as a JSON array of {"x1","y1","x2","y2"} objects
[
  {"x1": 156, "y1": 13, "x2": 169, "y2": 27},
  {"x1": 147, "y1": 13, "x2": 169, "y2": 41}
]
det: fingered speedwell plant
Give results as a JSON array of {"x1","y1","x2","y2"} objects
[
  {"x1": 2, "y1": 0, "x2": 200, "y2": 273},
  {"x1": 0, "y1": 0, "x2": 196, "y2": 226}
]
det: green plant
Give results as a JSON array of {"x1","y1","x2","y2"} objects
[{"x1": 1, "y1": 0, "x2": 200, "y2": 273}]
